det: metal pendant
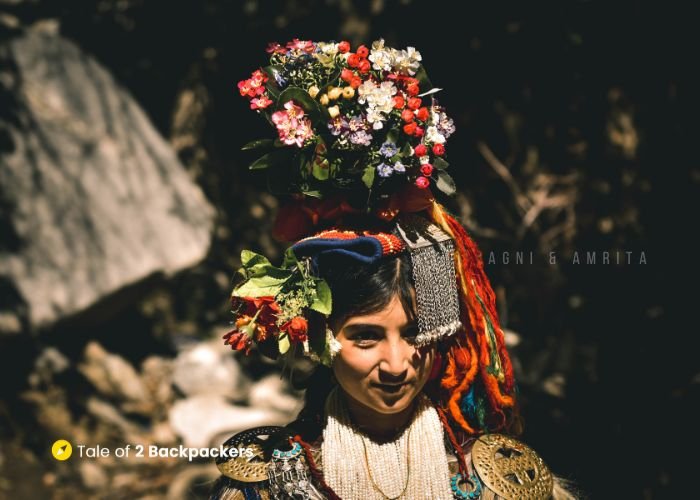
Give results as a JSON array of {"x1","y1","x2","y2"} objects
[
  {"x1": 216, "y1": 426, "x2": 282, "y2": 483},
  {"x1": 471, "y1": 433, "x2": 553, "y2": 500}
]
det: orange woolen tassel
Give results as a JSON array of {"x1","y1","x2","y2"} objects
[{"x1": 429, "y1": 202, "x2": 517, "y2": 421}]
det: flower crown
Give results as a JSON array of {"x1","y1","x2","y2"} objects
[{"x1": 237, "y1": 38, "x2": 458, "y2": 205}]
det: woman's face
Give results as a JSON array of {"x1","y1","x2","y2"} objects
[{"x1": 332, "y1": 294, "x2": 435, "y2": 415}]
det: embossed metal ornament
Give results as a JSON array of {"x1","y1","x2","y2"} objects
[
  {"x1": 471, "y1": 433, "x2": 553, "y2": 500},
  {"x1": 216, "y1": 426, "x2": 281, "y2": 483}
]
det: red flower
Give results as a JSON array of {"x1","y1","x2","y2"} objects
[
  {"x1": 415, "y1": 176, "x2": 430, "y2": 189},
  {"x1": 347, "y1": 54, "x2": 360, "y2": 68},
  {"x1": 358, "y1": 59, "x2": 371, "y2": 74},
  {"x1": 281, "y1": 316, "x2": 309, "y2": 343},
  {"x1": 350, "y1": 77, "x2": 362, "y2": 89},
  {"x1": 403, "y1": 122, "x2": 418, "y2": 135},
  {"x1": 406, "y1": 83, "x2": 420, "y2": 96},
  {"x1": 420, "y1": 163, "x2": 434, "y2": 176},
  {"x1": 338, "y1": 41, "x2": 351, "y2": 53},
  {"x1": 357, "y1": 45, "x2": 369, "y2": 58},
  {"x1": 432, "y1": 143, "x2": 445, "y2": 156},
  {"x1": 416, "y1": 106, "x2": 430, "y2": 121},
  {"x1": 414, "y1": 126, "x2": 424, "y2": 137},
  {"x1": 401, "y1": 109, "x2": 415, "y2": 123},
  {"x1": 223, "y1": 330, "x2": 253, "y2": 355},
  {"x1": 341, "y1": 68, "x2": 354, "y2": 82},
  {"x1": 393, "y1": 95, "x2": 406, "y2": 109},
  {"x1": 407, "y1": 97, "x2": 422, "y2": 110},
  {"x1": 414, "y1": 144, "x2": 427, "y2": 157}
]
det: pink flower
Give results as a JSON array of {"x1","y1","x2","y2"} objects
[
  {"x1": 238, "y1": 79, "x2": 256, "y2": 98},
  {"x1": 357, "y1": 45, "x2": 369, "y2": 58},
  {"x1": 271, "y1": 100, "x2": 315, "y2": 147},
  {"x1": 415, "y1": 176, "x2": 430, "y2": 189},
  {"x1": 266, "y1": 42, "x2": 286, "y2": 54},
  {"x1": 338, "y1": 41, "x2": 351, "y2": 53},
  {"x1": 414, "y1": 144, "x2": 427, "y2": 156},
  {"x1": 432, "y1": 143, "x2": 445, "y2": 156},
  {"x1": 286, "y1": 38, "x2": 315, "y2": 53},
  {"x1": 250, "y1": 95, "x2": 273, "y2": 110}
]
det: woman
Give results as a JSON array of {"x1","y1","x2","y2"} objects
[{"x1": 211, "y1": 38, "x2": 574, "y2": 499}]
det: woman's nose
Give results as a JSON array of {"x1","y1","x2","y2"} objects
[{"x1": 378, "y1": 338, "x2": 410, "y2": 380}]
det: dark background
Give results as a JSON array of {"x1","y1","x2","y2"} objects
[{"x1": 1, "y1": 1, "x2": 698, "y2": 498}]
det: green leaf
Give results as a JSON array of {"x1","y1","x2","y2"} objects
[
  {"x1": 249, "y1": 149, "x2": 294, "y2": 170},
  {"x1": 310, "y1": 280, "x2": 332, "y2": 315},
  {"x1": 414, "y1": 65, "x2": 434, "y2": 92},
  {"x1": 361, "y1": 165, "x2": 375, "y2": 189},
  {"x1": 241, "y1": 250, "x2": 272, "y2": 270},
  {"x1": 276, "y1": 87, "x2": 323, "y2": 125},
  {"x1": 400, "y1": 142, "x2": 412, "y2": 156},
  {"x1": 302, "y1": 190, "x2": 324, "y2": 199},
  {"x1": 312, "y1": 159, "x2": 330, "y2": 180},
  {"x1": 433, "y1": 157, "x2": 449, "y2": 170},
  {"x1": 282, "y1": 247, "x2": 299, "y2": 268},
  {"x1": 233, "y1": 275, "x2": 290, "y2": 297},
  {"x1": 241, "y1": 139, "x2": 274, "y2": 151},
  {"x1": 262, "y1": 65, "x2": 284, "y2": 100},
  {"x1": 278, "y1": 333, "x2": 291, "y2": 354},
  {"x1": 435, "y1": 170, "x2": 457, "y2": 196}
]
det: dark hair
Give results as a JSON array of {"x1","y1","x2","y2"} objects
[{"x1": 321, "y1": 251, "x2": 417, "y2": 331}]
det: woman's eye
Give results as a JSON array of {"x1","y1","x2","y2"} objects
[
  {"x1": 352, "y1": 331, "x2": 380, "y2": 344},
  {"x1": 402, "y1": 328, "x2": 419, "y2": 342}
]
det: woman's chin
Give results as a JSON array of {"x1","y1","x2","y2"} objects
[{"x1": 367, "y1": 388, "x2": 417, "y2": 413}]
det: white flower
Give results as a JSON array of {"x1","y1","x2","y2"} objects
[
  {"x1": 369, "y1": 38, "x2": 395, "y2": 72},
  {"x1": 314, "y1": 42, "x2": 340, "y2": 67},
  {"x1": 393, "y1": 46, "x2": 422, "y2": 76},
  {"x1": 419, "y1": 155, "x2": 431, "y2": 165},
  {"x1": 426, "y1": 125, "x2": 446, "y2": 144},
  {"x1": 357, "y1": 80, "x2": 397, "y2": 129}
]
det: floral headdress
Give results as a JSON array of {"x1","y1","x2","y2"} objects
[
  {"x1": 237, "y1": 38, "x2": 457, "y2": 207},
  {"x1": 229, "y1": 39, "x2": 517, "y2": 435}
]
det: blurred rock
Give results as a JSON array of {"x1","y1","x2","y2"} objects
[
  {"x1": 249, "y1": 373, "x2": 302, "y2": 415},
  {"x1": 27, "y1": 346, "x2": 69, "y2": 387},
  {"x1": 171, "y1": 341, "x2": 248, "y2": 400},
  {"x1": 141, "y1": 355, "x2": 174, "y2": 411},
  {"x1": 85, "y1": 397, "x2": 144, "y2": 444},
  {"x1": 79, "y1": 342, "x2": 147, "y2": 403},
  {"x1": 0, "y1": 31, "x2": 215, "y2": 335},
  {"x1": 79, "y1": 461, "x2": 108, "y2": 490},
  {"x1": 169, "y1": 395, "x2": 287, "y2": 448}
]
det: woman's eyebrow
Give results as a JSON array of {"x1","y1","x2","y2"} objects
[{"x1": 343, "y1": 323, "x2": 383, "y2": 333}]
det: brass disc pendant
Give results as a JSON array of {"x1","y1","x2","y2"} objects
[
  {"x1": 471, "y1": 434, "x2": 553, "y2": 500},
  {"x1": 216, "y1": 426, "x2": 282, "y2": 483}
]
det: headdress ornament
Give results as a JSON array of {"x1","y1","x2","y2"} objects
[{"x1": 228, "y1": 38, "x2": 517, "y2": 435}]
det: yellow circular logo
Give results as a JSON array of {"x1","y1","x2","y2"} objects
[{"x1": 51, "y1": 440, "x2": 72, "y2": 461}]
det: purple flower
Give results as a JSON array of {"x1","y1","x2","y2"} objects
[
  {"x1": 377, "y1": 162, "x2": 393, "y2": 177},
  {"x1": 393, "y1": 161, "x2": 406, "y2": 173},
  {"x1": 379, "y1": 141, "x2": 398, "y2": 158},
  {"x1": 328, "y1": 116, "x2": 348, "y2": 136},
  {"x1": 349, "y1": 130, "x2": 372, "y2": 146}
]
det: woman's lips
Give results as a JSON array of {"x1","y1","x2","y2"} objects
[{"x1": 372, "y1": 382, "x2": 410, "y2": 394}]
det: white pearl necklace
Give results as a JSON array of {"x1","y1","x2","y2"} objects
[{"x1": 321, "y1": 387, "x2": 454, "y2": 499}]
